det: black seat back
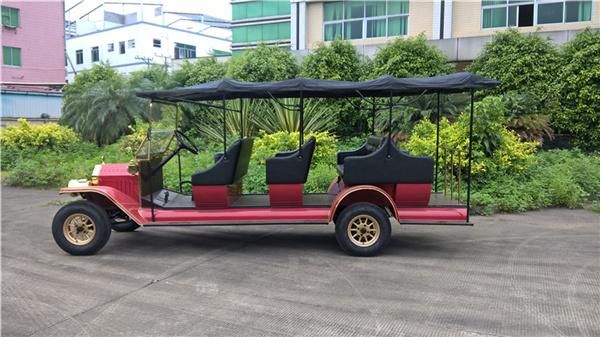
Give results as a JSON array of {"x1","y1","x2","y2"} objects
[
  {"x1": 266, "y1": 137, "x2": 316, "y2": 184},
  {"x1": 342, "y1": 138, "x2": 433, "y2": 185},
  {"x1": 191, "y1": 140, "x2": 242, "y2": 186}
]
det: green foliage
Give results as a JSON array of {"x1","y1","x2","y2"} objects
[
  {"x1": 464, "y1": 96, "x2": 506, "y2": 156},
  {"x1": 61, "y1": 63, "x2": 147, "y2": 145},
  {"x1": 171, "y1": 58, "x2": 227, "y2": 87},
  {"x1": 128, "y1": 65, "x2": 170, "y2": 90},
  {"x1": 0, "y1": 120, "x2": 80, "y2": 170},
  {"x1": 61, "y1": 79, "x2": 146, "y2": 145},
  {"x1": 251, "y1": 131, "x2": 337, "y2": 167},
  {"x1": 502, "y1": 91, "x2": 553, "y2": 142},
  {"x1": 227, "y1": 45, "x2": 299, "y2": 82},
  {"x1": 406, "y1": 97, "x2": 537, "y2": 177},
  {"x1": 305, "y1": 163, "x2": 337, "y2": 193},
  {"x1": 301, "y1": 40, "x2": 364, "y2": 80},
  {"x1": 260, "y1": 98, "x2": 336, "y2": 133},
  {"x1": 300, "y1": 40, "x2": 368, "y2": 137},
  {"x1": 554, "y1": 28, "x2": 600, "y2": 150},
  {"x1": 188, "y1": 99, "x2": 260, "y2": 143},
  {"x1": 371, "y1": 34, "x2": 454, "y2": 78},
  {"x1": 0, "y1": 119, "x2": 79, "y2": 150},
  {"x1": 468, "y1": 29, "x2": 560, "y2": 114},
  {"x1": 471, "y1": 150, "x2": 599, "y2": 215}
]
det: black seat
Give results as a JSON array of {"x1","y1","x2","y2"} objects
[
  {"x1": 266, "y1": 137, "x2": 316, "y2": 184},
  {"x1": 336, "y1": 135, "x2": 383, "y2": 176},
  {"x1": 340, "y1": 138, "x2": 433, "y2": 185},
  {"x1": 192, "y1": 138, "x2": 254, "y2": 186}
]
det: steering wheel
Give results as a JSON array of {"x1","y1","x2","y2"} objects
[{"x1": 174, "y1": 129, "x2": 199, "y2": 155}]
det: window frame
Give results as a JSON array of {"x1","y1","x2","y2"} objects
[
  {"x1": 322, "y1": 1, "x2": 409, "y2": 42},
  {"x1": 127, "y1": 39, "x2": 135, "y2": 49},
  {"x1": 91, "y1": 46, "x2": 99, "y2": 63},
  {"x1": 75, "y1": 49, "x2": 83, "y2": 65},
  {"x1": 153, "y1": 38, "x2": 161, "y2": 48},
  {"x1": 2, "y1": 46, "x2": 21, "y2": 66},
  {"x1": 1, "y1": 6, "x2": 19, "y2": 28},
  {"x1": 174, "y1": 42, "x2": 196, "y2": 59},
  {"x1": 480, "y1": 0, "x2": 593, "y2": 29},
  {"x1": 119, "y1": 41, "x2": 126, "y2": 54},
  {"x1": 107, "y1": 43, "x2": 114, "y2": 52}
]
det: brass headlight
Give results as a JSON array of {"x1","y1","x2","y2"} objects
[{"x1": 127, "y1": 160, "x2": 139, "y2": 175}]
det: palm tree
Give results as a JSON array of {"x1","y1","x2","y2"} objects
[{"x1": 61, "y1": 80, "x2": 146, "y2": 145}]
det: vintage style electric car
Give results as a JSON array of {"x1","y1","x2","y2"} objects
[{"x1": 52, "y1": 72, "x2": 499, "y2": 256}]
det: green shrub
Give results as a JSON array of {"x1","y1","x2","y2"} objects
[
  {"x1": 305, "y1": 163, "x2": 337, "y2": 193},
  {"x1": 251, "y1": 131, "x2": 337, "y2": 168},
  {"x1": 170, "y1": 57, "x2": 227, "y2": 87},
  {"x1": 554, "y1": 28, "x2": 600, "y2": 150},
  {"x1": 470, "y1": 150, "x2": 599, "y2": 215},
  {"x1": 371, "y1": 34, "x2": 454, "y2": 78},
  {"x1": 227, "y1": 44, "x2": 298, "y2": 82},
  {"x1": 467, "y1": 29, "x2": 560, "y2": 114},
  {"x1": 1, "y1": 119, "x2": 79, "y2": 150},
  {"x1": 405, "y1": 97, "x2": 537, "y2": 177}
]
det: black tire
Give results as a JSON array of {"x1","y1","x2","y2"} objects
[
  {"x1": 52, "y1": 200, "x2": 111, "y2": 255},
  {"x1": 335, "y1": 202, "x2": 391, "y2": 257},
  {"x1": 111, "y1": 221, "x2": 140, "y2": 232}
]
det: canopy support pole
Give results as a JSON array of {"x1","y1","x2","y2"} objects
[
  {"x1": 387, "y1": 91, "x2": 393, "y2": 156},
  {"x1": 176, "y1": 105, "x2": 182, "y2": 193},
  {"x1": 239, "y1": 98, "x2": 244, "y2": 139},
  {"x1": 371, "y1": 99, "x2": 376, "y2": 134},
  {"x1": 222, "y1": 96, "x2": 227, "y2": 158},
  {"x1": 466, "y1": 89, "x2": 474, "y2": 222},
  {"x1": 299, "y1": 91, "x2": 304, "y2": 149},
  {"x1": 434, "y1": 93, "x2": 441, "y2": 193}
]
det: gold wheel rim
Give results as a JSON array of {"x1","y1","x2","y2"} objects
[
  {"x1": 347, "y1": 215, "x2": 380, "y2": 248},
  {"x1": 63, "y1": 213, "x2": 96, "y2": 246}
]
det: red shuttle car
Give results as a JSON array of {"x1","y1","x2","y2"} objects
[{"x1": 52, "y1": 72, "x2": 499, "y2": 256}]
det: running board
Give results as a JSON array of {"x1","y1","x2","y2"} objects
[{"x1": 399, "y1": 221, "x2": 473, "y2": 226}]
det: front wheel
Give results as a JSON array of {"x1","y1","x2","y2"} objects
[
  {"x1": 335, "y1": 202, "x2": 391, "y2": 257},
  {"x1": 52, "y1": 200, "x2": 111, "y2": 255}
]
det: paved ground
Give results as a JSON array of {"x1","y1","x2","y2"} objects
[{"x1": 1, "y1": 186, "x2": 599, "y2": 337}]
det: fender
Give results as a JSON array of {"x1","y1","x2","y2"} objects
[
  {"x1": 59, "y1": 186, "x2": 146, "y2": 225},
  {"x1": 328, "y1": 185, "x2": 398, "y2": 223}
]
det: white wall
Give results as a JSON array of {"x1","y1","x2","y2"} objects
[{"x1": 66, "y1": 22, "x2": 230, "y2": 81}]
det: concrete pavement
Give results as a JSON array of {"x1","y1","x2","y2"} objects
[{"x1": 1, "y1": 186, "x2": 599, "y2": 337}]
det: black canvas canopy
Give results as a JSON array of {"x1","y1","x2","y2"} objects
[{"x1": 136, "y1": 72, "x2": 499, "y2": 102}]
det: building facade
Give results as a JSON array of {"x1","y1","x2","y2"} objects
[
  {"x1": 233, "y1": 0, "x2": 599, "y2": 60},
  {"x1": 1, "y1": 0, "x2": 66, "y2": 123},
  {"x1": 66, "y1": 2, "x2": 231, "y2": 81}
]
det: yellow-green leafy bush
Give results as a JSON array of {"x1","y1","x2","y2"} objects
[
  {"x1": 406, "y1": 99, "x2": 538, "y2": 174},
  {"x1": 251, "y1": 131, "x2": 337, "y2": 167},
  {"x1": 0, "y1": 119, "x2": 79, "y2": 150}
]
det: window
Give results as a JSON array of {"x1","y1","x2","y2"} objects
[
  {"x1": 2, "y1": 46, "x2": 21, "y2": 66},
  {"x1": 107, "y1": 43, "x2": 114, "y2": 52},
  {"x1": 481, "y1": 0, "x2": 592, "y2": 28},
  {"x1": 232, "y1": 22, "x2": 291, "y2": 44},
  {"x1": 91, "y1": 46, "x2": 99, "y2": 62},
  {"x1": 323, "y1": 0, "x2": 408, "y2": 41},
  {"x1": 75, "y1": 49, "x2": 83, "y2": 64},
  {"x1": 174, "y1": 43, "x2": 196, "y2": 59},
  {"x1": 1, "y1": 6, "x2": 19, "y2": 28},
  {"x1": 232, "y1": 0, "x2": 290, "y2": 21},
  {"x1": 153, "y1": 39, "x2": 161, "y2": 48},
  {"x1": 127, "y1": 39, "x2": 135, "y2": 48},
  {"x1": 119, "y1": 41, "x2": 125, "y2": 54},
  {"x1": 565, "y1": 1, "x2": 593, "y2": 22}
]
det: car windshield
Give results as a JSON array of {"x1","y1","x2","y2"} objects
[{"x1": 135, "y1": 129, "x2": 176, "y2": 160}]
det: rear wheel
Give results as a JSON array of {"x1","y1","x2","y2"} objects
[
  {"x1": 52, "y1": 200, "x2": 111, "y2": 255},
  {"x1": 335, "y1": 202, "x2": 391, "y2": 257}
]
